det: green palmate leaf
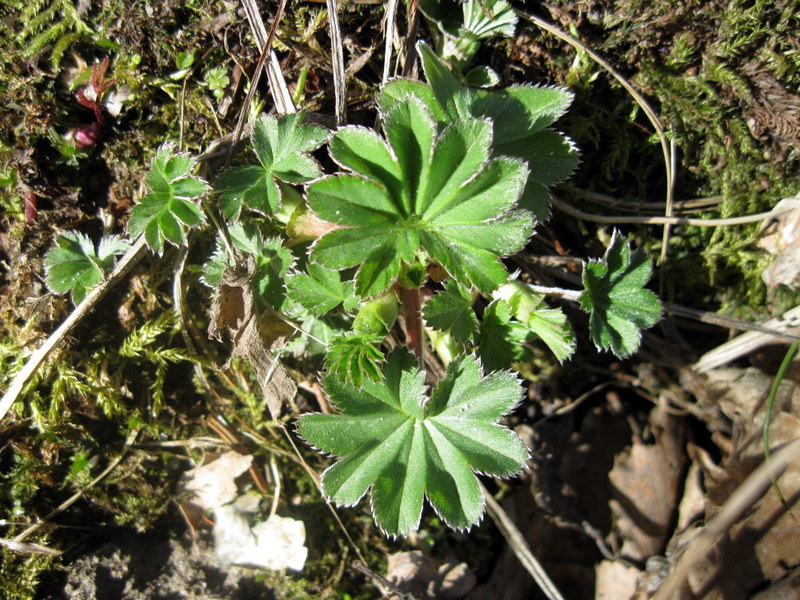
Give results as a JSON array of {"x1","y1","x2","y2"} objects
[
  {"x1": 309, "y1": 97, "x2": 532, "y2": 298},
  {"x1": 286, "y1": 263, "x2": 358, "y2": 316},
  {"x1": 323, "y1": 333, "x2": 386, "y2": 387},
  {"x1": 297, "y1": 349, "x2": 528, "y2": 536},
  {"x1": 477, "y1": 299, "x2": 535, "y2": 371},
  {"x1": 579, "y1": 230, "x2": 662, "y2": 358},
  {"x1": 45, "y1": 232, "x2": 131, "y2": 304},
  {"x1": 379, "y1": 43, "x2": 578, "y2": 219},
  {"x1": 202, "y1": 223, "x2": 294, "y2": 311},
  {"x1": 423, "y1": 280, "x2": 478, "y2": 344},
  {"x1": 215, "y1": 113, "x2": 327, "y2": 219},
  {"x1": 127, "y1": 144, "x2": 208, "y2": 254}
]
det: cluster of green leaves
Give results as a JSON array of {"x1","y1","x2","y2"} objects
[
  {"x1": 126, "y1": 144, "x2": 209, "y2": 253},
  {"x1": 46, "y1": 34, "x2": 662, "y2": 538}
]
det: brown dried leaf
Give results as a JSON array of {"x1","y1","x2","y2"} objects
[
  {"x1": 608, "y1": 408, "x2": 687, "y2": 561},
  {"x1": 208, "y1": 256, "x2": 296, "y2": 418},
  {"x1": 387, "y1": 551, "x2": 476, "y2": 600}
]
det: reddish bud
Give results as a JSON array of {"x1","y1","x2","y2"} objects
[{"x1": 24, "y1": 192, "x2": 37, "y2": 223}]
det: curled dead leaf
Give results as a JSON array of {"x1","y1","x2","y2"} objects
[{"x1": 208, "y1": 256, "x2": 296, "y2": 418}]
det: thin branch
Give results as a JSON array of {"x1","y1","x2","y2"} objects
[{"x1": 550, "y1": 194, "x2": 796, "y2": 226}]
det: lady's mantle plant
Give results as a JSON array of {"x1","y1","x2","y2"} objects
[{"x1": 45, "y1": 45, "x2": 662, "y2": 537}]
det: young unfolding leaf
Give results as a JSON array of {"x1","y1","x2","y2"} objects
[
  {"x1": 494, "y1": 280, "x2": 575, "y2": 362},
  {"x1": 45, "y1": 232, "x2": 131, "y2": 304},
  {"x1": 477, "y1": 299, "x2": 535, "y2": 371},
  {"x1": 308, "y1": 97, "x2": 532, "y2": 298},
  {"x1": 202, "y1": 223, "x2": 294, "y2": 311},
  {"x1": 323, "y1": 333, "x2": 385, "y2": 387},
  {"x1": 526, "y1": 308, "x2": 575, "y2": 363},
  {"x1": 127, "y1": 144, "x2": 209, "y2": 253},
  {"x1": 579, "y1": 230, "x2": 662, "y2": 357},
  {"x1": 297, "y1": 349, "x2": 528, "y2": 536},
  {"x1": 419, "y1": 0, "x2": 516, "y2": 68},
  {"x1": 215, "y1": 114, "x2": 328, "y2": 220},
  {"x1": 422, "y1": 280, "x2": 478, "y2": 344},
  {"x1": 380, "y1": 43, "x2": 578, "y2": 219},
  {"x1": 286, "y1": 263, "x2": 359, "y2": 316}
]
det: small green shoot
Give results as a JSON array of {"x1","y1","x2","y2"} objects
[
  {"x1": 45, "y1": 232, "x2": 131, "y2": 304},
  {"x1": 579, "y1": 230, "x2": 662, "y2": 357},
  {"x1": 203, "y1": 66, "x2": 230, "y2": 101},
  {"x1": 297, "y1": 349, "x2": 528, "y2": 536},
  {"x1": 202, "y1": 222, "x2": 295, "y2": 311},
  {"x1": 420, "y1": 0, "x2": 516, "y2": 69},
  {"x1": 127, "y1": 144, "x2": 209, "y2": 254}
]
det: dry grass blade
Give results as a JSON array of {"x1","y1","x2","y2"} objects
[
  {"x1": 480, "y1": 481, "x2": 566, "y2": 600},
  {"x1": 382, "y1": 0, "x2": 399, "y2": 83},
  {"x1": 402, "y1": 0, "x2": 420, "y2": 77},
  {"x1": 669, "y1": 303, "x2": 800, "y2": 344},
  {"x1": 239, "y1": 0, "x2": 295, "y2": 115},
  {"x1": 653, "y1": 437, "x2": 800, "y2": 599},
  {"x1": 694, "y1": 305, "x2": 800, "y2": 372},
  {"x1": 326, "y1": 0, "x2": 346, "y2": 125}
]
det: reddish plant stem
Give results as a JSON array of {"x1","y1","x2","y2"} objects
[{"x1": 401, "y1": 286, "x2": 423, "y2": 367}]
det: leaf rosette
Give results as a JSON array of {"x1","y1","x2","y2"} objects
[
  {"x1": 307, "y1": 96, "x2": 533, "y2": 298},
  {"x1": 297, "y1": 349, "x2": 528, "y2": 536}
]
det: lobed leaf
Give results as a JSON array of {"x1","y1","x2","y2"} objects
[
  {"x1": 127, "y1": 144, "x2": 208, "y2": 254},
  {"x1": 422, "y1": 280, "x2": 477, "y2": 344},
  {"x1": 297, "y1": 349, "x2": 527, "y2": 536},
  {"x1": 379, "y1": 43, "x2": 579, "y2": 219},
  {"x1": 286, "y1": 263, "x2": 358, "y2": 316},
  {"x1": 214, "y1": 114, "x2": 327, "y2": 220},
  {"x1": 45, "y1": 232, "x2": 130, "y2": 304},
  {"x1": 579, "y1": 230, "x2": 662, "y2": 357}
]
